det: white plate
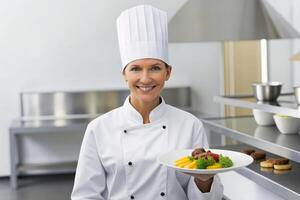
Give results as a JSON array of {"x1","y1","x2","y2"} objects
[{"x1": 158, "y1": 149, "x2": 253, "y2": 174}]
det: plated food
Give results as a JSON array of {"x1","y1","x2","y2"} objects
[
  {"x1": 158, "y1": 148, "x2": 253, "y2": 174},
  {"x1": 174, "y1": 148, "x2": 233, "y2": 169}
]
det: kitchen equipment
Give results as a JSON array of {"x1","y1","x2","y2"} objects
[
  {"x1": 273, "y1": 114, "x2": 300, "y2": 134},
  {"x1": 252, "y1": 109, "x2": 275, "y2": 126},
  {"x1": 20, "y1": 87, "x2": 192, "y2": 121},
  {"x1": 252, "y1": 101, "x2": 279, "y2": 126},
  {"x1": 169, "y1": 0, "x2": 300, "y2": 42},
  {"x1": 294, "y1": 86, "x2": 300, "y2": 104},
  {"x1": 252, "y1": 82, "x2": 283, "y2": 101}
]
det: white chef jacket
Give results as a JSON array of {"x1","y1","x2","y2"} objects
[{"x1": 71, "y1": 96, "x2": 223, "y2": 200}]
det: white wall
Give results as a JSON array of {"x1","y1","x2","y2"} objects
[
  {"x1": 268, "y1": 39, "x2": 294, "y2": 93},
  {"x1": 267, "y1": 0, "x2": 300, "y2": 86},
  {"x1": 169, "y1": 43, "x2": 223, "y2": 114}
]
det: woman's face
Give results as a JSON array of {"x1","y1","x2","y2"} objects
[{"x1": 123, "y1": 58, "x2": 172, "y2": 105}]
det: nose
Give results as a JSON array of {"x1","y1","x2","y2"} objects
[{"x1": 140, "y1": 70, "x2": 152, "y2": 84}]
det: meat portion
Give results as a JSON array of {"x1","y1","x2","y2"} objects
[
  {"x1": 191, "y1": 148, "x2": 206, "y2": 159},
  {"x1": 191, "y1": 148, "x2": 220, "y2": 162},
  {"x1": 206, "y1": 151, "x2": 220, "y2": 162}
]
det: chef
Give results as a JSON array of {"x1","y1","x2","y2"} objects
[{"x1": 71, "y1": 4, "x2": 223, "y2": 200}]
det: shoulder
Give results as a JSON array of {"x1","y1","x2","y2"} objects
[
  {"x1": 87, "y1": 106, "x2": 123, "y2": 130},
  {"x1": 166, "y1": 104, "x2": 203, "y2": 129},
  {"x1": 165, "y1": 104, "x2": 203, "y2": 125}
]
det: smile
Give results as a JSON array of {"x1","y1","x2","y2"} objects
[{"x1": 136, "y1": 85, "x2": 156, "y2": 92}]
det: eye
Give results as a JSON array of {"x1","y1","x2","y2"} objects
[
  {"x1": 150, "y1": 65, "x2": 162, "y2": 71},
  {"x1": 129, "y1": 66, "x2": 141, "y2": 72}
]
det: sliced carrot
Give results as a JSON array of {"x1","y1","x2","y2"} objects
[
  {"x1": 184, "y1": 161, "x2": 196, "y2": 169},
  {"x1": 176, "y1": 160, "x2": 193, "y2": 168},
  {"x1": 175, "y1": 157, "x2": 190, "y2": 163},
  {"x1": 206, "y1": 163, "x2": 222, "y2": 169}
]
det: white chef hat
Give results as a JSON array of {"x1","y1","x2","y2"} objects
[{"x1": 116, "y1": 5, "x2": 169, "y2": 71}]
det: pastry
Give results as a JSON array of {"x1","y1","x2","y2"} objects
[
  {"x1": 273, "y1": 164, "x2": 292, "y2": 170},
  {"x1": 272, "y1": 158, "x2": 289, "y2": 165},
  {"x1": 260, "y1": 160, "x2": 274, "y2": 168},
  {"x1": 251, "y1": 151, "x2": 266, "y2": 160},
  {"x1": 260, "y1": 167, "x2": 273, "y2": 172},
  {"x1": 242, "y1": 149, "x2": 255, "y2": 155}
]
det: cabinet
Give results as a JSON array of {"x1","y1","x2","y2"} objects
[{"x1": 202, "y1": 93, "x2": 300, "y2": 200}]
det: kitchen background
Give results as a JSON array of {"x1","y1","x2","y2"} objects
[{"x1": 0, "y1": 0, "x2": 300, "y2": 198}]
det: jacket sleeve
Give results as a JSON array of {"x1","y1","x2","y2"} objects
[
  {"x1": 71, "y1": 124, "x2": 106, "y2": 200},
  {"x1": 187, "y1": 119, "x2": 224, "y2": 200}
]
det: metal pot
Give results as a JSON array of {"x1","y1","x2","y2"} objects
[{"x1": 252, "y1": 82, "x2": 283, "y2": 101}]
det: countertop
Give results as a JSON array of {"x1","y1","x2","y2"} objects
[
  {"x1": 202, "y1": 116, "x2": 300, "y2": 162},
  {"x1": 218, "y1": 143, "x2": 300, "y2": 197}
]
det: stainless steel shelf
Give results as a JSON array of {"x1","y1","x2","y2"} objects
[
  {"x1": 10, "y1": 118, "x2": 90, "y2": 135},
  {"x1": 214, "y1": 93, "x2": 300, "y2": 118},
  {"x1": 18, "y1": 162, "x2": 76, "y2": 175},
  {"x1": 203, "y1": 116, "x2": 300, "y2": 163},
  {"x1": 218, "y1": 144, "x2": 300, "y2": 200}
]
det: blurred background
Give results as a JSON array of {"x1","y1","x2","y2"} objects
[{"x1": 1, "y1": 0, "x2": 300, "y2": 199}]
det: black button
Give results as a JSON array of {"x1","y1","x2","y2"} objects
[
  {"x1": 128, "y1": 161, "x2": 133, "y2": 166},
  {"x1": 160, "y1": 192, "x2": 165, "y2": 196},
  {"x1": 124, "y1": 130, "x2": 127, "y2": 133},
  {"x1": 162, "y1": 125, "x2": 166, "y2": 129},
  {"x1": 130, "y1": 195, "x2": 134, "y2": 199}
]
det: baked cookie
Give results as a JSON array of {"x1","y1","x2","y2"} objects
[
  {"x1": 251, "y1": 151, "x2": 266, "y2": 160},
  {"x1": 260, "y1": 160, "x2": 274, "y2": 168},
  {"x1": 274, "y1": 164, "x2": 292, "y2": 170},
  {"x1": 272, "y1": 158, "x2": 289, "y2": 165},
  {"x1": 242, "y1": 149, "x2": 255, "y2": 155}
]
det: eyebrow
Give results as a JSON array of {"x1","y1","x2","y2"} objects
[{"x1": 130, "y1": 63, "x2": 163, "y2": 67}]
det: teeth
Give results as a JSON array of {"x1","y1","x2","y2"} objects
[{"x1": 139, "y1": 86, "x2": 153, "y2": 92}]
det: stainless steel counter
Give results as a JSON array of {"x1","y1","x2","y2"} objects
[
  {"x1": 10, "y1": 118, "x2": 90, "y2": 134},
  {"x1": 9, "y1": 118, "x2": 92, "y2": 189},
  {"x1": 214, "y1": 93, "x2": 300, "y2": 118},
  {"x1": 219, "y1": 143, "x2": 300, "y2": 200},
  {"x1": 203, "y1": 116, "x2": 300, "y2": 162},
  {"x1": 205, "y1": 94, "x2": 300, "y2": 199}
]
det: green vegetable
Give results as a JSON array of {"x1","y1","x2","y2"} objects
[
  {"x1": 196, "y1": 156, "x2": 215, "y2": 169},
  {"x1": 219, "y1": 155, "x2": 233, "y2": 168},
  {"x1": 188, "y1": 156, "x2": 194, "y2": 161}
]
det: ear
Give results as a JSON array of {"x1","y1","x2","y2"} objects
[
  {"x1": 165, "y1": 65, "x2": 172, "y2": 81},
  {"x1": 122, "y1": 69, "x2": 127, "y2": 82}
]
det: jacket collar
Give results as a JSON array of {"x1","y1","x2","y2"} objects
[{"x1": 122, "y1": 96, "x2": 167, "y2": 125}]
